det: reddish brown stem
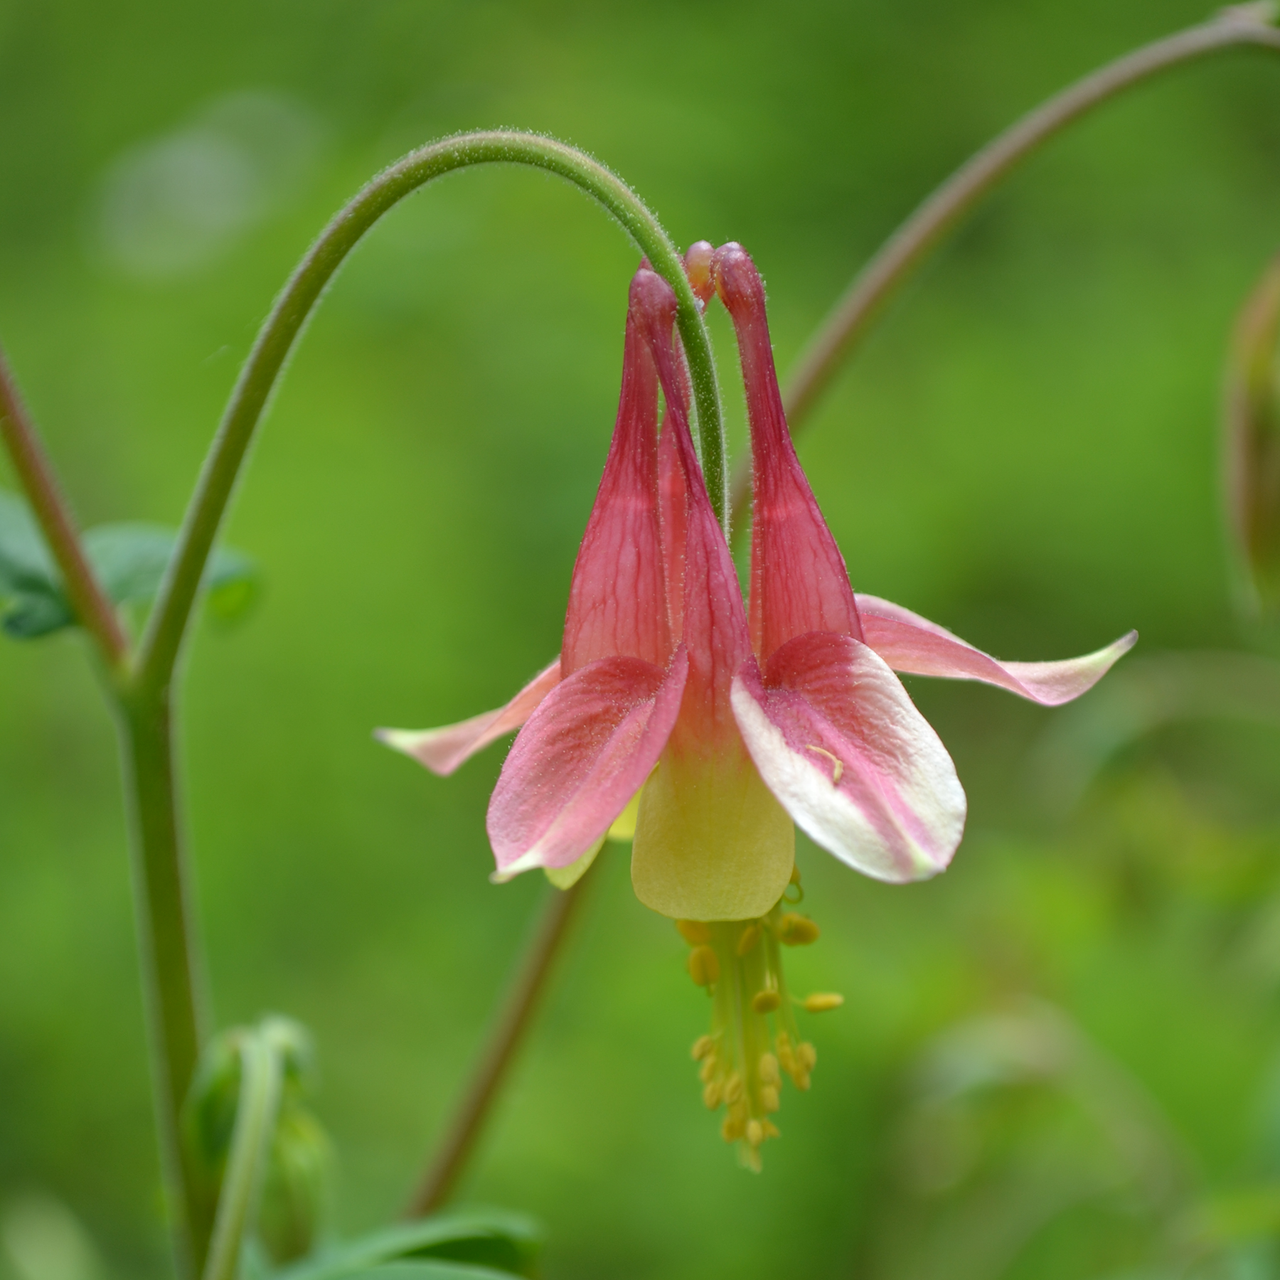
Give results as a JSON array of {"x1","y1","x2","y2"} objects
[
  {"x1": 406, "y1": 873, "x2": 593, "y2": 1217},
  {"x1": 0, "y1": 343, "x2": 129, "y2": 667}
]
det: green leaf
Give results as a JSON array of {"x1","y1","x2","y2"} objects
[
  {"x1": 276, "y1": 1212, "x2": 543, "y2": 1280},
  {"x1": 329, "y1": 1265, "x2": 522, "y2": 1280},
  {"x1": 0, "y1": 490, "x2": 259, "y2": 640}
]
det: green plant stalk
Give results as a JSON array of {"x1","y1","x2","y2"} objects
[
  {"x1": 117, "y1": 687, "x2": 212, "y2": 1276},
  {"x1": 202, "y1": 1028, "x2": 285, "y2": 1280},
  {"x1": 135, "y1": 131, "x2": 724, "y2": 699},
  {"x1": 728, "y1": 4, "x2": 1280, "y2": 528}
]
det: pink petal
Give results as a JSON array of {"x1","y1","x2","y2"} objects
[
  {"x1": 488, "y1": 648, "x2": 688, "y2": 876},
  {"x1": 376, "y1": 658, "x2": 561, "y2": 776},
  {"x1": 561, "y1": 275, "x2": 672, "y2": 674},
  {"x1": 856, "y1": 594, "x2": 1138, "y2": 706},
  {"x1": 633, "y1": 268, "x2": 754, "y2": 753},
  {"x1": 713, "y1": 243, "x2": 862, "y2": 660},
  {"x1": 732, "y1": 631, "x2": 966, "y2": 883}
]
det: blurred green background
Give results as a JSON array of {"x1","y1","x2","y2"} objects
[{"x1": 5, "y1": 1, "x2": 1280, "y2": 1276}]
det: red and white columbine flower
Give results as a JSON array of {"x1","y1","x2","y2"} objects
[{"x1": 379, "y1": 246, "x2": 1135, "y2": 1164}]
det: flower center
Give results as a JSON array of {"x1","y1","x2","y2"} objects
[{"x1": 677, "y1": 872, "x2": 843, "y2": 1170}]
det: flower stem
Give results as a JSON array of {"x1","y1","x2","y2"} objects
[
  {"x1": 0, "y1": 342, "x2": 128, "y2": 670},
  {"x1": 405, "y1": 872, "x2": 593, "y2": 1218},
  {"x1": 134, "y1": 131, "x2": 723, "y2": 700},
  {"x1": 201, "y1": 1025, "x2": 286, "y2": 1280},
  {"x1": 117, "y1": 686, "x2": 211, "y2": 1277},
  {"x1": 730, "y1": 6, "x2": 1280, "y2": 527}
]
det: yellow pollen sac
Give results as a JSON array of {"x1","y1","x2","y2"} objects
[
  {"x1": 801, "y1": 992, "x2": 845, "y2": 1013},
  {"x1": 805, "y1": 744, "x2": 844, "y2": 785},
  {"x1": 752, "y1": 989, "x2": 781, "y2": 1014},
  {"x1": 682, "y1": 906, "x2": 834, "y2": 1168},
  {"x1": 688, "y1": 945, "x2": 720, "y2": 987},
  {"x1": 676, "y1": 919, "x2": 712, "y2": 945},
  {"x1": 777, "y1": 912, "x2": 820, "y2": 946}
]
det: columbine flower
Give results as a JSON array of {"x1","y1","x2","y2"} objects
[{"x1": 379, "y1": 245, "x2": 1136, "y2": 1167}]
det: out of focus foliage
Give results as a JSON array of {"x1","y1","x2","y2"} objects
[{"x1": 3, "y1": 1, "x2": 1280, "y2": 1277}]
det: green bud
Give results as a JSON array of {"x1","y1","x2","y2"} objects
[
  {"x1": 181, "y1": 1017, "x2": 332, "y2": 1267},
  {"x1": 1224, "y1": 252, "x2": 1280, "y2": 613}
]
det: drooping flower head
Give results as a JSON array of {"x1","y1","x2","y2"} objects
[{"x1": 379, "y1": 244, "x2": 1136, "y2": 1168}]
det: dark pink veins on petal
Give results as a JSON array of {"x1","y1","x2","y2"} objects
[
  {"x1": 561, "y1": 280, "x2": 672, "y2": 676},
  {"x1": 712, "y1": 243, "x2": 862, "y2": 662}
]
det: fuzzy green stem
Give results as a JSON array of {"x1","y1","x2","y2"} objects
[
  {"x1": 134, "y1": 131, "x2": 722, "y2": 697},
  {"x1": 201, "y1": 1026, "x2": 286, "y2": 1280},
  {"x1": 729, "y1": 6, "x2": 1280, "y2": 528},
  {"x1": 0, "y1": 342, "x2": 129, "y2": 669}
]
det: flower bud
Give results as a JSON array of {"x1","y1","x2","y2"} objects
[
  {"x1": 1224, "y1": 252, "x2": 1280, "y2": 613},
  {"x1": 181, "y1": 1017, "x2": 332, "y2": 1266}
]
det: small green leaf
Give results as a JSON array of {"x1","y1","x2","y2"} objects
[
  {"x1": 0, "y1": 490, "x2": 259, "y2": 640},
  {"x1": 332, "y1": 1265, "x2": 522, "y2": 1280},
  {"x1": 277, "y1": 1212, "x2": 543, "y2": 1280},
  {"x1": 84, "y1": 522, "x2": 259, "y2": 625}
]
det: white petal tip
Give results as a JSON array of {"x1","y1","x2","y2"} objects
[{"x1": 374, "y1": 727, "x2": 420, "y2": 754}]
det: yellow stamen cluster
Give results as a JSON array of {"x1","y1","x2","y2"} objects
[{"x1": 676, "y1": 871, "x2": 841, "y2": 1170}]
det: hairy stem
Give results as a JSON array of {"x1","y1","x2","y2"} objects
[
  {"x1": 406, "y1": 873, "x2": 593, "y2": 1217},
  {"x1": 729, "y1": 6, "x2": 1280, "y2": 526},
  {"x1": 0, "y1": 343, "x2": 128, "y2": 668},
  {"x1": 202, "y1": 1027, "x2": 285, "y2": 1280},
  {"x1": 135, "y1": 131, "x2": 722, "y2": 695}
]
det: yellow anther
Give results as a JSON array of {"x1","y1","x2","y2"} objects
[
  {"x1": 777, "y1": 912, "x2": 820, "y2": 946},
  {"x1": 758, "y1": 1053, "x2": 780, "y2": 1086},
  {"x1": 702, "y1": 1081, "x2": 722, "y2": 1110},
  {"x1": 797, "y1": 1041, "x2": 817, "y2": 1071},
  {"x1": 736, "y1": 923, "x2": 762, "y2": 956},
  {"x1": 805, "y1": 744, "x2": 844, "y2": 785},
  {"x1": 676, "y1": 919, "x2": 711, "y2": 945},
  {"x1": 687, "y1": 945, "x2": 719, "y2": 987},
  {"x1": 759, "y1": 1085, "x2": 780, "y2": 1113},
  {"x1": 724, "y1": 1073, "x2": 744, "y2": 1104},
  {"x1": 699, "y1": 1056, "x2": 717, "y2": 1084},
  {"x1": 793, "y1": 1072, "x2": 811, "y2": 1092},
  {"x1": 721, "y1": 1113, "x2": 745, "y2": 1142},
  {"x1": 746, "y1": 1119, "x2": 764, "y2": 1147},
  {"x1": 763, "y1": 1119, "x2": 780, "y2": 1139},
  {"x1": 790, "y1": 865, "x2": 802, "y2": 885},
  {"x1": 801, "y1": 992, "x2": 844, "y2": 1013},
  {"x1": 691, "y1": 1034, "x2": 715, "y2": 1060},
  {"x1": 752, "y1": 989, "x2": 781, "y2": 1014}
]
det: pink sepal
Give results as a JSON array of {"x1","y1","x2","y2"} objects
[
  {"x1": 488, "y1": 648, "x2": 688, "y2": 875},
  {"x1": 857, "y1": 595, "x2": 1138, "y2": 706},
  {"x1": 376, "y1": 658, "x2": 561, "y2": 776},
  {"x1": 731, "y1": 631, "x2": 965, "y2": 884}
]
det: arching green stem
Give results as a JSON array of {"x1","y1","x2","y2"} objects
[
  {"x1": 134, "y1": 131, "x2": 723, "y2": 696},
  {"x1": 729, "y1": 5, "x2": 1280, "y2": 529}
]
